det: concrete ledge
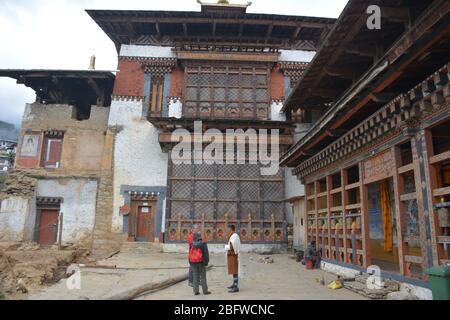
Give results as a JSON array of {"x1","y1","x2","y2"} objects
[{"x1": 163, "y1": 243, "x2": 286, "y2": 254}]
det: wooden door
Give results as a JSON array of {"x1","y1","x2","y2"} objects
[
  {"x1": 136, "y1": 205, "x2": 154, "y2": 242},
  {"x1": 38, "y1": 209, "x2": 59, "y2": 245}
]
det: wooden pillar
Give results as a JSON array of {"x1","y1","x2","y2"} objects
[
  {"x1": 411, "y1": 129, "x2": 437, "y2": 268},
  {"x1": 359, "y1": 162, "x2": 371, "y2": 268},
  {"x1": 326, "y1": 175, "x2": 333, "y2": 260},
  {"x1": 314, "y1": 181, "x2": 319, "y2": 249},
  {"x1": 392, "y1": 146, "x2": 408, "y2": 275}
]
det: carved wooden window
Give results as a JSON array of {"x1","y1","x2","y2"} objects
[
  {"x1": 167, "y1": 159, "x2": 285, "y2": 243},
  {"x1": 41, "y1": 131, "x2": 64, "y2": 169},
  {"x1": 183, "y1": 63, "x2": 270, "y2": 120},
  {"x1": 149, "y1": 77, "x2": 164, "y2": 114}
]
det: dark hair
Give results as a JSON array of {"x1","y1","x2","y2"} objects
[{"x1": 229, "y1": 225, "x2": 236, "y2": 232}]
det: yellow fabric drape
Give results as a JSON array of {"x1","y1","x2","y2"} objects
[{"x1": 380, "y1": 180, "x2": 393, "y2": 252}]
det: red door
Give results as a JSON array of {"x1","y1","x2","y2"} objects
[
  {"x1": 136, "y1": 206, "x2": 153, "y2": 242},
  {"x1": 38, "y1": 209, "x2": 59, "y2": 245}
]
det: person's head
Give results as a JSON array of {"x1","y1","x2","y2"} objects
[
  {"x1": 194, "y1": 231, "x2": 202, "y2": 242},
  {"x1": 191, "y1": 224, "x2": 199, "y2": 234},
  {"x1": 228, "y1": 225, "x2": 236, "y2": 235}
]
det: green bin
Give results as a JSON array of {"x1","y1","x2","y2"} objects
[{"x1": 425, "y1": 266, "x2": 450, "y2": 300}]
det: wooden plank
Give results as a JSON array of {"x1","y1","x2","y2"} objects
[
  {"x1": 316, "y1": 191, "x2": 327, "y2": 198},
  {"x1": 438, "y1": 236, "x2": 450, "y2": 244},
  {"x1": 345, "y1": 182, "x2": 361, "y2": 191},
  {"x1": 330, "y1": 206, "x2": 343, "y2": 212},
  {"x1": 400, "y1": 193, "x2": 417, "y2": 202},
  {"x1": 433, "y1": 187, "x2": 450, "y2": 197},
  {"x1": 330, "y1": 187, "x2": 343, "y2": 195},
  {"x1": 429, "y1": 150, "x2": 450, "y2": 164},
  {"x1": 345, "y1": 203, "x2": 361, "y2": 210},
  {"x1": 405, "y1": 255, "x2": 423, "y2": 264},
  {"x1": 398, "y1": 163, "x2": 414, "y2": 175}
]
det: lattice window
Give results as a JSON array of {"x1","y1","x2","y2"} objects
[
  {"x1": 168, "y1": 160, "x2": 285, "y2": 241},
  {"x1": 241, "y1": 182, "x2": 260, "y2": 201},
  {"x1": 171, "y1": 181, "x2": 192, "y2": 199},
  {"x1": 184, "y1": 63, "x2": 269, "y2": 120},
  {"x1": 262, "y1": 182, "x2": 284, "y2": 200},
  {"x1": 195, "y1": 181, "x2": 215, "y2": 199},
  {"x1": 195, "y1": 164, "x2": 215, "y2": 177},
  {"x1": 217, "y1": 181, "x2": 238, "y2": 199},
  {"x1": 240, "y1": 164, "x2": 260, "y2": 178},
  {"x1": 241, "y1": 202, "x2": 260, "y2": 220},
  {"x1": 217, "y1": 202, "x2": 237, "y2": 219},
  {"x1": 194, "y1": 202, "x2": 214, "y2": 220},
  {"x1": 172, "y1": 163, "x2": 192, "y2": 177},
  {"x1": 263, "y1": 202, "x2": 284, "y2": 220},
  {"x1": 171, "y1": 201, "x2": 191, "y2": 219},
  {"x1": 218, "y1": 164, "x2": 239, "y2": 177}
]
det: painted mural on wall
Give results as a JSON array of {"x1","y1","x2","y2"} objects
[{"x1": 20, "y1": 134, "x2": 40, "y2": 157}]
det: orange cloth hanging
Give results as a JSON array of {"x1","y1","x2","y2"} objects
[{"x1": 380, "y1": 180, "x2": 393, "y2": 252}]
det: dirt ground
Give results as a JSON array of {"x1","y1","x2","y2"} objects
[
  {"x1": 0, "y1": 242, "x2": 91, "y2": 300},
  {"x1": 1, "y1": 241, "x2": 367, "y2": 300}
]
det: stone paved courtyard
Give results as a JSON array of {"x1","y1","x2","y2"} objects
[
  {"x1": 27, "y1": 250, "x2": 366, "y2": 300},
  {"x1": 140, "y1": 253, "x2": 366, "y2": 300}
]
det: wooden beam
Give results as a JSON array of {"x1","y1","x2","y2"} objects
[
  {"x1": 344, "y1": 44, "x2": 377, "y2": 58},
  {"x1": 155, "y1": 22, "x2": 161, "y2": 38},
  {"x1": 324, "y1": 66, "x2": 355, "y2": 79},
  {"x1": 291, "y1": 26, "x2": 302, "y2": 41},
  {"x1": 380, "y1": 7, "x2": 410, "y2": 24},
  {"x1": 369, "y1": 92, "x2": 398, "y2": 103}
]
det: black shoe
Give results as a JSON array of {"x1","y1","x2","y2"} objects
[
  {"x1": 227, "y1": 285, "x2": 235, "y2": 289},
  {"x1": 228, "y1": 287, "x2": 239, "y2": 293},
  {"x1": 194, "y1": 292, "x2": 200, "y2": 296},
  {"x1": 204, "y1": 291, "x2": 212, "y2": 295}
]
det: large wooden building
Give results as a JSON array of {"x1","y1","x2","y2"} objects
[
  {"x1": 0, "y1": 1, "x2": 335, "y2": 252},
  {"x1": 281, "y1": 0, "x2": 450, "y2": 282}
]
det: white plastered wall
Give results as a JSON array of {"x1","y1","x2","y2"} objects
[{"x1": 108, "y1": 99, "x2": 169, "y2": 233}]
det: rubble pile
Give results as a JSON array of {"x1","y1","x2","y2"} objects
[
  {"x1": 342, "y1": 274, "x2": 401, "y2": 300},
  {"x1": 258, "y1": 256, "x2": 275, "y2": 264},
  {"x1": 0, "y1": 170, "x2": 37, "y2": 198},
  {"x1": 0, "y1": 242, "x2": 91, "y2": 300}
]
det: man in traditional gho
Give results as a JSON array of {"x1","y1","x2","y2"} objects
[{"x1": 225, "y1": 225, "x2": 241, "y2": 293}]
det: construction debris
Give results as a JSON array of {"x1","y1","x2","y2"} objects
[
  {"x1": 342, "y1": 274, "x2": 401, "y2": 300},
  {"x1": 0, "y1": 243, "x2": 91, "y2": 300},
  {"x1": 258, "y1": 257, "x2": 274, "y2": 264},
  {"x1": 103, "y1": 265, "x2": 213, "y2": 300}
]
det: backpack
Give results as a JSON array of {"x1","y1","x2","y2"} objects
[{"x1": 189, "y1": 245, "x2": 203, "y2": 263}]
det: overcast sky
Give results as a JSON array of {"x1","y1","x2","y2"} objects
[{"x1": 0, "y1": 0, "x2": 348, "y2": 127}]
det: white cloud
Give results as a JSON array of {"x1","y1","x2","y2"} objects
[{"x1": 0, "y1": 0, "x2": 348, "y2": 126}]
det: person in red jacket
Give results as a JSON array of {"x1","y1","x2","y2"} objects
[{"x1": 188, "y1": 225, "x2": 199, "y2": 287}]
